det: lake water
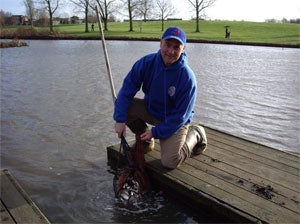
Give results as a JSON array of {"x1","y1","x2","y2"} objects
[{"x1": 1, "y1": 40, "x2": 299, "y2": 223}]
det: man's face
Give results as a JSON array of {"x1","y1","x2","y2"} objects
[{"x1": 160, "y1": 39, "x2": 186, "y2": 66}]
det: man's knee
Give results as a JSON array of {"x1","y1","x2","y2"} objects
[{"x1": 161, "y1": 156, "x2": 180, "y2": 169}]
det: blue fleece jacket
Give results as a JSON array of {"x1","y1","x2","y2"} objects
[{"x1": 113, "y1": 50, "x2": 197, "y2": 139}]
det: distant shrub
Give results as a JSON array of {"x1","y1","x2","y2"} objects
[
  {"x1": 16, "y1": 27, "x2": 38, "y2": 36},
  {"x1": 0, "y1": 27, "x2": 66, "y2": 39},
  {"x1": 0, "y1": 28, "x2": 15, "y2": 37}
]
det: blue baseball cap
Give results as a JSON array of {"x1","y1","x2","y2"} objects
[{"x1": 162, "y1": 26, "x2": 186, "y2": 45}]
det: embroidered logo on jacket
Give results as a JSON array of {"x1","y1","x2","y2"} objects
[{"x1": 168, "y1": 86, "x2": 176, "y2": 96}]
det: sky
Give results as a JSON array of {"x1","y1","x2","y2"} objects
[{"x1": 0, "y1": 0, "x2": 299, "y2": 22}]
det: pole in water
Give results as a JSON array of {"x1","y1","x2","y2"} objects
[{"x1": 95, "y1": 6, "x2": 116, "y2": 102}]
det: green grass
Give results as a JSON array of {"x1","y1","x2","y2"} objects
[{"x1": 2, "y1": 20, "x2": 300, "y2": 46}]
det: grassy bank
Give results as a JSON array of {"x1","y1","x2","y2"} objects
[{"x1": 1, "y1": 20, "x2": 299, "y2": 47}]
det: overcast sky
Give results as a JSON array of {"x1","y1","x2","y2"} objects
[{"x1": 0, "y1": 0, "x2": 299, "y2": 22}]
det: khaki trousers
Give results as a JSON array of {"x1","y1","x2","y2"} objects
[{"x1": 126, "y1": 98, "x2": 191, "y2": 169}]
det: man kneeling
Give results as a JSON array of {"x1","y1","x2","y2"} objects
[{"x1": 114, "y1": 27, "x2": 207, "y2": 169}]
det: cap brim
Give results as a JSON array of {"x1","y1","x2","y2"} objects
[{"x1": 163, "y1": 35, "x2": 185, "y2": 45}]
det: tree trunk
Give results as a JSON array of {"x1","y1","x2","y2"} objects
[
  {"x1": 196, "y1": 6, "x2": 200, "y2": 32},
  {"x1": 103, "y1": 17, "x2": 108, "y2": 30},
  {"x1": 46, "y1": 0, "x2": 53, "y2": 32},
  {"x1": 49, "y1": 11, "x2": 53, "y2": 32},
  {"x1": 128, "y1": 0, "x2": 133, "y2": 31},
  {"x1": 161, "y1": 16, "x2": 164, "y2": 31},
  {"x1": 104, "y1": 1, "x2": 108, "y2": 31},
  {"x1": 85, "y1": 4, "x2": 89, "y2": 32}
]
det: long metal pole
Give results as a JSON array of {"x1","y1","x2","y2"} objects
[{"x1": 95, "y1": 6, "x2": 116, "y2": 101}]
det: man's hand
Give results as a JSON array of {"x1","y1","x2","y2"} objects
[
  {"x1": 115, "y1": 122, "x2": 126, "y2": 138},
  {"x1": 140, "y1": 129, "x2": 153, "y2": 141}
]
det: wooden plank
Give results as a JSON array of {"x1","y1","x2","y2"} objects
[
  {"x1": 107, "y1": 127, "x2": 300, "y2": 224},
  {"x1": 148, "y1": 149, "x2": 299, "y2": 223},
  {"x1": 206, "y1": 127, "x2": 300, "y2": 165},
  {"x1": 0, "y1": 169, "x2": 50, "y2": 224},
  {"x1": 207, "y1": 137, "x2": 299, "y2": 175},
  {"x1": 192, "y1": 153, "x2": 300, "y2": 213},
  {"x1": 154, "y1": 139, "x2": 300, "y2": 212},
  {"x1": 145, "y1": 155, "x2": 263, "y2": 223},
  {"x1": 0, "y1": 200, "x2": 14, "y2": 224},
  {"x1": 204, "y1": 144, "x2": 299, "y2": 191}
]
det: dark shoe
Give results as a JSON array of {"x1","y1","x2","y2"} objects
[{"x1": 189, "y1": 124, "x2": 207, "y2": 155}]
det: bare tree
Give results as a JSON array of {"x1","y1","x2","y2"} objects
[
  {"x1": 70, "y1": 0, "x2": 90, "y2": 32},
  {"x1": 0, "y1": 10, "x2": 5, "y2": 26},
  {"x1": 39, "y1": 0, "x2": 60, "y2": 32},
  {"x1": 156, "y1": 0, "x2": 176, "y2": 31},
  {"x1": 136, "y1": 0, "x2": 154, "y2": 22},
  {"x1": 91, "y1": 0, "x2": 116, "y2": 31},
  {"x1": 24, "y1": 0, "x2": 35, "y2": 27},
  {"x1": 122, "y1": 0, "x2": 142, "y2": 31},
  {"x1": 36, "y1": 9, "x2": 49, "y2": 26},
  {"x1": 0, "y1": 10, "x2": 12, "y2": 26},
  {"x1": 188, "y1": 0, "x2": 216, "y2": 32}
]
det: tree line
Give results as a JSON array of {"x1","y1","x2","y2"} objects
[{"x1": 0, "y1": 0, "x2": 217, "y2": 33}]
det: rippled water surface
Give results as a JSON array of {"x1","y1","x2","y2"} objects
[{"x1": 1, "y1": 40, "x2": 299, "y2": 223}]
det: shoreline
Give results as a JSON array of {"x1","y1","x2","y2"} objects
[{"x1": 1, "y1": 35, "x2": 299, "y2": 49}]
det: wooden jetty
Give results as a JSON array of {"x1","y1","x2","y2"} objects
[
  {"x1": 107, "y1": 126, "x2": 300, "y2": 223},
  {"x1": 0, "y1": 169, "x2": 50, "y2": 224}
]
